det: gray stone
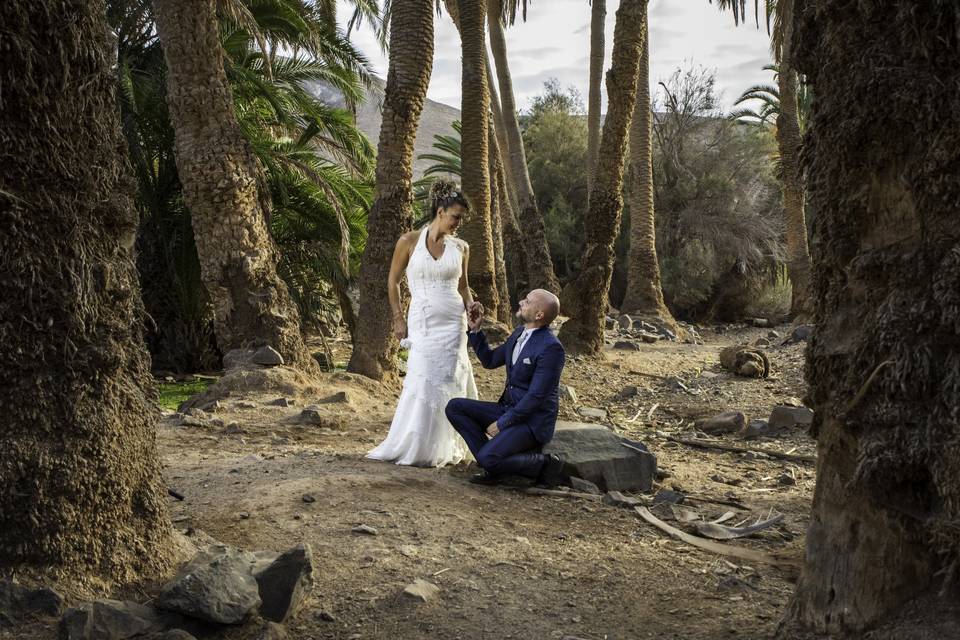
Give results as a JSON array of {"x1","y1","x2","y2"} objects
[
  {"x1": 602, "y1": 491, "x2": 642, "y2": 509},
  {"x1": 754, "y1": 337, "x2": 771, "y2": 348},
  {"x1": 296, "y1": 407, "x2": 340, "y2": 429},
  {"x1": 568, "y1": 477, "x2": 602, "y2": 495},
  {"x1": 576, "y1": 407, "x2": 608, "y2": 420},
  {"x1": 542, "y1": 422, "x2": 657, "y2": 492},
  {"x1": 268, "y1": 397, "x2": 292, "y2": 407},
  {"x1": 768, "y1": 405, "x2": 814, "y2": 430},
  {"x1": 665, "y1": 376, "x2": 688, "y2": 392},
  {"x1": 156, "y1": 546, "x2": 261, "y2": 625},
  {"x1": 58, "y1": 600, "x2": 170, "y2": 640},
  {"x1": 559, "y1": 384, "x2": 579, "y2": 405},
  {"x1": 617, "y1": 314, "x2": 633, "y2": 330},
  {"x1": 617, "y1": 385, "x2": 639, "y2": 400},
  {"x1": 253, "y1": 544, "x2": 314, "y2": 623},
  {"x1": 402, "y1": 579, "x2": 440, "y2": 602},
  {"x1": 321, "y1": 391, "x2": 351, "y2": 404},
  {"x1": 695, "y1": 411, "x2": 746, "y2": 435},
  {"x1": 636, "y1": 331, "x2": 660, "y2": 344},
  {"x1": 613, "y1": 340, "x2": 641, "y2": 351},
  {"x1": 252, "y1": 346, "x2": 284, "y2": 367},
  {"x1": 750, "y1": 317, "x2": 770, "y2": 328},
  {"x1": 651, "y1": 489, "x2": 685, "y2": 505},
  {"x1": 784, "y1": 324, "x2": 813, "y2": 344},
  {"x1": 767, "y1": 330, "x2": 782, "y2": 339},
  {"x1": 778, "y1": 472, "x2": 797, "y2": 486},
  {"x1": 0, "y1": 579, "x2": 63, "y2": 621},
  {"x1": 236, "y1": 401, "x2": 257, "y2": 409},
  {"x1": 351, "y1": 525, "x2": 378, "y2": 535},
  {"x1": 145, "y1": 631, "x2": 197, "y2": 640},
  {"x1": 739, "y1": 419, "x2": 773, "y2": 440}
]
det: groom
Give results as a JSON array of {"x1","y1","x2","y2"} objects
[{"x1": 445, "y1": 289, "x2": 566, "y2": 487}]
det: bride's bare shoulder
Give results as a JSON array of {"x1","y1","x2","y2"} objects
[
  {"x1": 397, "y1": 230, "x2": 421, "y2": 247},
  {"x1": 449, "y1": 236, "x2": 469, "y2": 252}
]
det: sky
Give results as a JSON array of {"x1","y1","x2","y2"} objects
[{"x1": 336, "y1": 0, "x2": 775, "y2": 113}]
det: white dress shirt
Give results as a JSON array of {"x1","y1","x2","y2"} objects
[{"x1": 512, "y1": 328, "x2": 534, "y2": 365}]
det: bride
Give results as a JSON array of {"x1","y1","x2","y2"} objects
[{"x1": 366, "y1": 179, "x2": 479, "y2": 467}]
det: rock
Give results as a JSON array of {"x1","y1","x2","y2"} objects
[
  {"x1": 651, "y1": 489, "x2": 685, "y2": 505},
  {"x1": 0, "y1": 580, "x2": 63, "y2": 621},
  {"x1": 617, "y1": 314, "x2": 633, "y2": 330},
  {"x1": 201, "y1": 400, "x2": 221, "y2": 413},
  {"x1": 739, "y1": 419, "x2": 773, "y2": 440},
  {"x1": 542, "y1": 422, "x2": 657, "y2": 492},
  {"x1": 59, "y1": 600, "x2": 170, "y2": 640},
  {"x1": 268, "y1": 397, "x2": 292, "y2": 407},
  {"x1": 604, "y1": 317, "x2": 617, "y2": 331},
  {"x1": 156, "y1": 546, "x2": 261, "y2": 625},
  {"x1": 252, "y1": 346, "x2": 284, "y2": 367},
  {"x1": 311, "y1": 351, "x2": 335, "y2": 372},
  {"x1": 296, "y1": 407, "x2": 340, "y2": 429},
  {"x1": 321, "y1": 391, "x2": 351, "y2": 404},
  {"x1": 695, "y1": 411, "x2": 747, "y2": 435},
  {"x1": 301, "y1": 494, "x2": 316, "y2": 503},
  {"x1": 402, "y1": 579, "x2": 440, "y2": 602},
  {"x1": 236, "y1": 401, "x2": 257, "y2": 409},
  {"x1": 559, "y1": 384, "x2": 579, "y2": 405},
  {"x1": 750, "y1": 317, "x2": 770, "y2": 328},
  {"x1": 665, "y1": 376, "x2": 688, "y2": 392},
  {"x1": 617, "y1": 385, "x2": 639, "y2": 400},
  {"x1": 351, "y1": 525, "x2": 378, "y2": 536},
  {"x1": 613, "y1": 340, "x2": 641, "y2": 351},
  {"x1": 784, "y1": 324, "x2": 813, "y2": 344},
  {"x1": 254, "y1": 544, "x2": 314, "y2": 623},
  {"x1": 767, "y1": 330, "x2": 781, "y2": 339},
  {"x1": 145, "y1": 631, "x2": 197, "y2": 640},
  {"x1": 602, "y1": 491, "x2": 642, "y2": 509},
  {"x1": 636, "y1": 331, "x2": 660, "y2": 344},
  {"x1": 576, "y1": 407, "x2": 608, "y2": 420},
  {"x1": 719, "y1": 345, "x2": 771, "y2": 378},
  {"x1": 754, "y1": 337, "x2": 771, "y2": 348},
  {"x1": 778, "y1": 472, "x2": 797, "y2": 486},
  {"x1": 256, "y1": 621, "x2": 288, "y2": 640},
  {"x1": 768, "y1": 405, "x2": 814, "y2": 430},
  {"x1": 568, "y1": 477, "x2": 602, "y2": 495}
]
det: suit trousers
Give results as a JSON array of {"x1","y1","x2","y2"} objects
[{"x1": 445, "y1": 398, "x2": 545, "y2": 479}]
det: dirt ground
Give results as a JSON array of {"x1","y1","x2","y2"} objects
[{"x1": 146, "y1": 323, "x2": 815, "y2": 640}]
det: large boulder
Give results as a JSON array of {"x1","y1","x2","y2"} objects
[
  {"x1": 156, "y1": 546, "x2": 261, "y2": 625},
  {"x1": 59, "y1": 600, "x2": 172, "y2": 640},
  {"x1": 543, "y1": 422, "x2": 656, "y2": 492},
  {"x1": 253, "y1": 544, "x2": 314, "y2": 623},
  {"x1": 0, "y1": 579, "x2": 63, "y2": 624}
]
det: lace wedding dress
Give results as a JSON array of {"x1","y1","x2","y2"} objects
[{"x1": 366, "y1": 227, "x2": 476, "y2": 467}]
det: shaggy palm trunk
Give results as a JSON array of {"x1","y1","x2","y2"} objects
[
  {"x1": 488, "y1": 1, "x2": 561, "y2": 294},
  {"x1": 586, "y1": 0, "x2": 606, "y2": 194},
  {"x1": 620, "y1": 9, "x2": 676, "y2": 333},
  {"x1": 488, "y1": 129, "x2": 513, "y2": 323},
  {"x1": 777, "y1": 0, "x2": 812, "y2": 318},
  {"x1": 348, "y1": 0, "x2": 435, "y2": 381},
  {"x1": 0, "y1": 0, "x2": 173, "y2": 582},
  {"x1": 457, "y1": 0, "x2": 499, "y2": 318},
  {"x1": 153, "y1": 0, "x2": 315, "y2": 371},
  {"x1": 497, "y1": 161, "x2": 530, "y2": 299},
  {"x1": 558, "y1": 0, "x2": 646, "y2": 355},
  {"x1": 785, "y1": 1, "x2": 960, "y2": 635}
]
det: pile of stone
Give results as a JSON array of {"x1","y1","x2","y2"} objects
[
  {"x1": 695, "y1": 403, "x2": 814, "y2": 439},
  {"x1": 603, "y1": 313, "x2": 682, "y2": 349},
  {"x1": 57, "y1": 544, "x2": 314, "y2": 640}
]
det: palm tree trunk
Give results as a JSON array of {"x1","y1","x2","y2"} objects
[
  {"x1": 457, "y1": 0, "x2": 500, "y2": 318},
  {"x1": 348, "y1": 0, "x2": 435, "y2": 381},
  {"x1": 776, "y1": 0, "x2": 812, "y2": 318},
  {"x1": 586, "y1": 0, "x2": 606, "y2": 195},
  {"x1": 153, "y1": 0, "x2": 315, "y2": 372},
  {"x1": 487, "y1": 0, "x2": 562, "y2": 294},
  {"x1": 0, "y1": 0, "x2": 174, "y2": 582},
  {"x1": 558, "y1": 0, "x2": 646, "y2": 355},
  {"x1": 497, "y1": 160, "x2": 531, "y2": 298},
  {"x1": 619, "y1": 6, "x2": 677, "y2": 333},
  {"x1": 785, "y1": 1, "x2": 960, "y2": 634},
  {"x1": 488, "y1": 128, "x2": 513, "y2": 323}
]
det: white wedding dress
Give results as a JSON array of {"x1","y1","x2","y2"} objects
[{"x1": 366, "y1": 227, "x2": 476, "y2": 467}]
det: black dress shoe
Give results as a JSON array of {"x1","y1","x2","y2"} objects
[
  {"x1": 537, "y1": 454, "x2": 564, "y2": 488},
  {"x1": 469, "y1": 471, "x2": 502, "y2": 485}
]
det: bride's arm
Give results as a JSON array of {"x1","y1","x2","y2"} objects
[
  {"x1": 457, "y1": 244, "x2": 474, "y2": 311},
  {"x1": 388, "y1": 234, "x2": 415, "y2": 338}
]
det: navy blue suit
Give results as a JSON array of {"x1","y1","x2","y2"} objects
[{"x1": 445, "y1": 326, "x2": 565, "y2": 479}]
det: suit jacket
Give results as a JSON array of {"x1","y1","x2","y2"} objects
[{"x1": 467, "y1": 325, "x2": 566, "y2": 444}]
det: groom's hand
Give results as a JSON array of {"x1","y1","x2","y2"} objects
[{"x1": 485, "y1": 422, "x2": 499, "y2": 438}]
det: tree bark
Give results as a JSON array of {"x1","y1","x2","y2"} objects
[
  {"x1": 785, "y1": 1, "x2": 960, "y2": 635},
  {"x1": 776, "y1": 0, "x2": 812, "y2": 319},
  {"x1": 586, "y1": 0, "x2": 606, "y2": 195},
  {"x1": 153, "y1": 0, "x2": 316, "y2": 372},
  {"x1": 457, "y1": 0, "x2": 499, "y2": 318},
  {"x1": 558, "y1": 0, "x2": 646, "y2": 355},
  {"x1": 0, "y1": 0, "x2": 174, "y2": 583},
  {"x1": 488, "y1": 128, "x2": 513, "y2": 323},
  {"x1": 347, "y1": 0, "x2": 435, "y2": 381},
  {"x1": 488, "y1": 0, "x2": 562, "y2": 294},
  {"x1": 619, "y1": 6, "x2": 677, "y2": 334}
]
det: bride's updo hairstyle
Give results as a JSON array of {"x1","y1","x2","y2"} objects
[{"x1": 429, "y1": 178, "x2": 471, "y2": 218}]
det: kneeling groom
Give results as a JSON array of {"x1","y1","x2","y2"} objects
[{"x1": 445, "y1": 289, "x2": 566, "y2": 486}]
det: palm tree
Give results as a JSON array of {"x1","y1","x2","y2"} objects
[
  {"x1": 619, "y1": 2, "x2": 678, "y2": 333},
  {"x1": 153, "y1": 0, "x2": 318, "y2": 371},
  {"x1": 730, "y1": 64, "x2": 811, "y2": 130},
  {"x1": 1, "y1": 0, "x2": 173, "y2": 581},
  {"x1": 348, "y1": 0, "x2": 436, "y2": 381},
  {"x1": 784, "y1": 1, "x2": 960, "y2": 635},
  {"x1": 558, "y1": 0, "x2": 647, "y2": 354},
  {"x1": 713, "y1": 0, "x2": 812, "y2": 317},
  {"x1": 586, "y1": 0, "x2": 606, "y2": 195},
  {"x1": 487, "y1": 0, "x2": 562, "y2": 294}
]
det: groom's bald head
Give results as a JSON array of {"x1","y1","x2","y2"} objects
[{"x1": 518, "y1": 289, "x2": 560, "y2": 327}]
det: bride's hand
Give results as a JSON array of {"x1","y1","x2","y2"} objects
[{"x1": 392, "y1": 316, "x2": 407, "y2": 340}]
